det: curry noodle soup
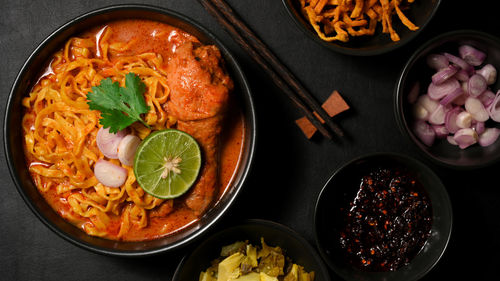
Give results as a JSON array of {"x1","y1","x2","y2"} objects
[{"x1": 22, "y1": 19, "x2": 245, "y2": 241}]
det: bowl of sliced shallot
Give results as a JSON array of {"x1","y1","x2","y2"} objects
[{"x1": 395, "y1": 30, "x2": 500, "y2": 169}]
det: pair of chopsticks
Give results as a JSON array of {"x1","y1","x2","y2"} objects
[{"x1": 197, "y1": 0, "x2": 344, "y2": 139}]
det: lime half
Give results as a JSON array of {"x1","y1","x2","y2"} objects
[{"x1": 134, "y1": 129, "x2": 202, "y2": 199}]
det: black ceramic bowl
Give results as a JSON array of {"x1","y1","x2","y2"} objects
[
  {"x1": 282, "y1": 0, "x2": 441, "y2": 56},
  {"x1": 395, "y1": 30, "x2": 500, "y2": 169},
  {"x1": 173, "y1": 219, "x2": 331, "y2": 281},
  {"x1": 3, "y1": 4, "x2": 256, "y2": 256},
  {"x1": 314, "y1": 152, "x2": 452, "y2": 281}
]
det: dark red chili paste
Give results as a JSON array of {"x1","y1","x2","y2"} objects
[{"x1": 338, "y1": 167, "x2": 432, "y2": 271}]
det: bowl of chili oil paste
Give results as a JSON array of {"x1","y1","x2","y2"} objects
[{"x1": 314, "y1": 152, "x2": 452, "y2": 281}]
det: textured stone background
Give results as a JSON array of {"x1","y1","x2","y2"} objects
[{"x1": 1, "y1": 0, "x2": 498, "y2": 280}]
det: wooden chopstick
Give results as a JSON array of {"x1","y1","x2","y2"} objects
[
  {"x1": 197, "y1": 0, "x2": 344, "y2": 139},
  {"x1": 208, "y1": 0, "x2": 344, "y2": 138}
]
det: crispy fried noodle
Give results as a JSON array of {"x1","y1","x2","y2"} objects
[{"x1": 300, "y1": 0, "x2": 418, "y2": 42}]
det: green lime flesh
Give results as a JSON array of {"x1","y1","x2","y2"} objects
[{"x1": 133, "y1": 129, "x2": 202, "y2": 199}]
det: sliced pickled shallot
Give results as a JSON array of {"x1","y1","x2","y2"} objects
[
  {"x1": 96, "y1": 127, "x2": 127, "y2": 159},
  {"x1": 476, "y1": 64, "x2": 497, "y2": 85},
  {"x1": 465, "y1": 97, "x2": 489, "y2": 122},
  {"x1": 432, "y1": 125, "x2": 449, "y2": 139},
  {"x1": 429, "y1": 104, "x2": 447, "y2": 125},
  {"x1": 445, "y1": 107, "x2": 462, "y2": 134},
  {"x1": 440, "y1": 86, "x2": 463, "y2": 106},
  {"x1": 428, "y1": 78, "x2": 460, "y2": 100},
  {"x1": 478, "y1": 90, "x2": 495, "y2": 107},
  {"x1": 467, "y1": 74, "x2": 487, "y2": 97},
  {"x1": 413, "y1": 120, "x2": 435, "y2": 146},
  {"x1": 454, "y1": 69, "x2": 470, "y2": 82},
  {"x1": 488, "y1": 90, "x2": 500, "y2": 122},
  {"x1": 432, "y1": 64, "x2": 458, "y2": 84},
  {"x1": 417, "y1": 94, "x2": 439, "y2": 112},
  {"x1": 426, "y1": 54, "x2": 449, "y2": 70},
  {"x1": 117, "y1": 135, "x2": 141, "y2": 166},
  {"x1": 474, "y1": 121, "x2": 485, "y2": 135},
  {"x1": 447, "y1": 135, "x2": 458, "y2": 145},
  {"x1": 413, "y1": 103, "x2": 429, "y2": 120},
  {"x1": 94, "y1": 159, "x2": 127, "y2": 187},
  {"x1": 444, "y1": 52, "x2": 474, "y2": 74},
  {"x1": 453, "y1": 128, "x2": 478, "y2": 149},
  {"x1": 455, "y1": 111, "x2": 472, "y2": 129},
  {"x1": 460, "y1": 81, "x2": 469, "y2": 96},
  {"x1": 478, "y1": 128, "x2": 500, "y2": 147},
  {"x1": 459, "y1": 45, "x2": 486, "y2": 66},
  {"x1": 452, "y1": 92, "x2": 467, "y2": 106},
  {"x1": 412, "y1": 46, "x2": 500, "y2": 150}
]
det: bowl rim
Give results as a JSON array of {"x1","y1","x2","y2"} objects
[
  {"x1": 281, "y1": 0, "x2": 442, "y2": 56},
  {"x1": 3, "y1": 3, "x2": 257, "y2": 257},
  {"x1": 394, "y1": 29, "x2": 500, "y2": 170},
  {"x1": 313, "y1": 152, "x2": 453, "y2": 280},
  {"x1": 172, "y1": 218, "x2": 332, "y2": 281}
]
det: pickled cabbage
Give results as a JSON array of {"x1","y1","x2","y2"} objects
[{"x1": 199, "y1": 238, "x2": 315, "y2": 281}]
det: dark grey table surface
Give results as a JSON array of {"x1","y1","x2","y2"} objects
[{"x1": 1, "y1": 0, "x2": 498, "y2": 280}]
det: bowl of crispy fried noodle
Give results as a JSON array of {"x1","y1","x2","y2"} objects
[{"x1": 282, "y1": 0, "x2": 441, "y2": 56}]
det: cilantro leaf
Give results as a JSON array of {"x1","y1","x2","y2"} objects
[{"x1": 87, "y1": 73, "x2": 150, "y2": 133}]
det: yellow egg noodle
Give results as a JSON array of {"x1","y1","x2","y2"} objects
[{"x1": 22, "y1": 26, "x2": 175, "y2": 238}]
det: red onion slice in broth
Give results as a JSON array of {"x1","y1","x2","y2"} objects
[
  {"x1": 96, "y1": 127, "x2": 127, "y2": 159},
  {"x1": 117, "y1": 135, "x2": 141, "y2": 166},
  {"x1": 94, "y1": 159, "x2": 128, "y2": 187}
]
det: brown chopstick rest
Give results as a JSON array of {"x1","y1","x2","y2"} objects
[{"x1": 296, "y1": 90, "x2": 350, "y2": 139}]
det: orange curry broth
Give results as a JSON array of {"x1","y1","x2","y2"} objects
[{"x1": 24, "y1": 19, "x2": 245, "y2": 241}]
